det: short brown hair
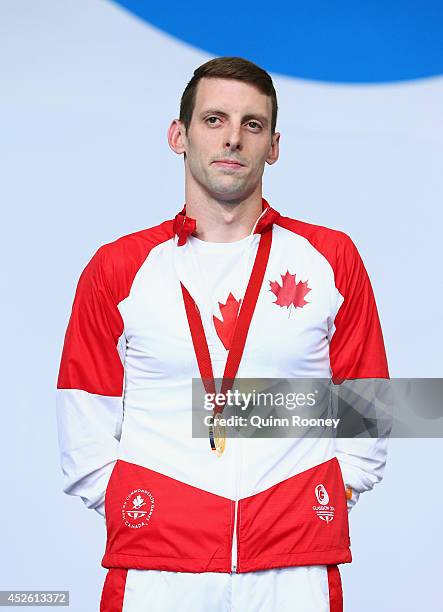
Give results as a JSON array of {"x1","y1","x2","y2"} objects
[{"x1": 180, "y1": 56, "x2": 278, "y2": 134}]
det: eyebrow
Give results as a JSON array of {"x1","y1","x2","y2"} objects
[{"x1": 199, "y1": 109, "x2": 269, "y2": 127}]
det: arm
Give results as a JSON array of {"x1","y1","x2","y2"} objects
[
  {"x1": 56, "y1": 246, "x2": 125, "y2": 517},
  {"x1": 329, "y1": 235, "x2": 390, "y2": 512}
]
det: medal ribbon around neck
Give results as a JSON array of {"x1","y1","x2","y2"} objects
[{"x1": 181, "y1": 228, "x2": 272, "y2": 456}]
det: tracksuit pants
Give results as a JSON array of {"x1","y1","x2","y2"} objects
[{"x1": 100, "y1": 565, "x2": 343, "y2": 612}]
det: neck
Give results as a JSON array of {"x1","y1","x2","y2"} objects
[{"x1": 185, "y1": 187, "x2": 264, "y2": 243}]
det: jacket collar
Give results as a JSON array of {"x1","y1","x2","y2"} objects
[{"x1": 173, "y1": 198, "x2": 280, "y2": 246}]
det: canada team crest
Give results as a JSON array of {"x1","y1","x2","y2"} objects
[
  {"x1": 122, "y1": 488, "x2": 155, "y2": 529},
  {"x1": 313, "y1": 484, "x2": 335, "y2": 523}
]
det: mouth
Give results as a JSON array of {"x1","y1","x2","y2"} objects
[{"x1": 212, "y1": 159, "x2": 246, "y2": 170}]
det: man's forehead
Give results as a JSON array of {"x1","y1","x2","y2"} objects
[{"x1": 194, "y1": 77, "x2": 272, "y2": 114}]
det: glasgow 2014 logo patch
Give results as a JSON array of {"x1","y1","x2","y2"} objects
[
  {"x1": 122, "y1": 489, "x2": 155, "y2": 529},
  {"x1": 313, "y1": 484, "x2": 335, "y2": 523}
]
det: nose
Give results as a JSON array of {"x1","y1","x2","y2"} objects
[{"x1": 224, "y1": 124, "x2": 242, "y2": 151}]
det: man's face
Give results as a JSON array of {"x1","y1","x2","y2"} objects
[{"x1": 179, "y1": 78, "x2": 279, "y2": 203}]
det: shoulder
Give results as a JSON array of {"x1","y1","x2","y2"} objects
[
  {"x1": 275, "y1": 215, "x2": 361, "y2": 274},
  {"x1": 80, "y1": 219, "x2": 175, "y2": 303},
  {"x1": 98, "y1": 218, "x2": 175, "y2": 264}
]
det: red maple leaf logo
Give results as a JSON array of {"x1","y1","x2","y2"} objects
[
  {"x1": 269, "y1": 271, "x2": 311, "y2": 312},
  {"x1": 213, "y1": 292, "x2": 242, "y2": 350}
]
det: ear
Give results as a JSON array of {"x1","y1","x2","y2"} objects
[
  {"x1": 266, "y1": 131, "x2": 280, "y2": 165},
  {"x1": 168, "y1": 119, "x2": 187, "y2": 155}
]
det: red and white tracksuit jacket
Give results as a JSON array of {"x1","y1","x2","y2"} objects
[{"x1": 56, "y1": 200, "x2": 388, "y2": 597}]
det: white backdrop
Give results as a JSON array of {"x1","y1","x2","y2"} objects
[{"x1": 1, "y1": 1, "x2": 442, "y2": 610}]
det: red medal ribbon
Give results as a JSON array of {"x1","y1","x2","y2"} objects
[{"x1": 181, "y1": 227, "x2": 273, "y2": 450}]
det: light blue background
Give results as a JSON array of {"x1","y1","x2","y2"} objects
[{"x1": 1, "y1": 1, "x2": 442, "y2": 610}]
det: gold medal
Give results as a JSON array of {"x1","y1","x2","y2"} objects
[{"x1": 210, "y1": 411, "x2": 226, "y2": 457}]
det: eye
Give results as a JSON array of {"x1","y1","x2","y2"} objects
[
  {"x1": 246, "y1": 121, "x2": 262, "y2": 130},
  {"x1": 205, "y1": 116, "x2": 221, "y2": 125}
]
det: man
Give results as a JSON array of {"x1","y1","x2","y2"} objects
[{"x1": 56, "y1": 57, "x2": 389, "y2": 611}]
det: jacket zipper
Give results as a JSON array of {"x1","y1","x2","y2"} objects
[
  {"x1": 231, "y1": 499, "x2": 238, "y2": 572},
  {"x1": 229, "y1": 231, "x2": 255, "y2": 573},
  {"x1": 231, "y1": 435, "x2": 242, "y2": 572}
]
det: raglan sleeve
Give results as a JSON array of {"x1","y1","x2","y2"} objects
[
  {"x1": 329, "y1": 234, "x2": 390, "y2": 512},
  {"x1": 56, "y1": 245, "x2": 125, "y2": 518}
]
